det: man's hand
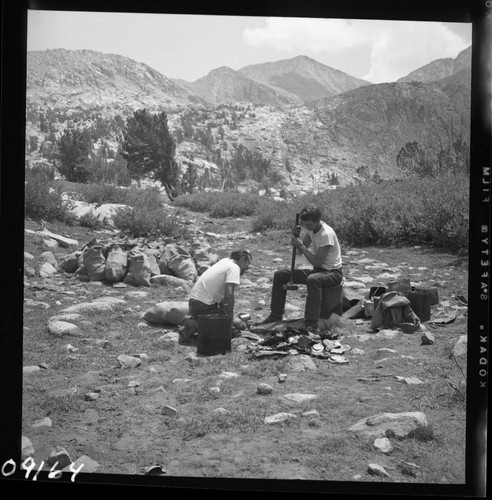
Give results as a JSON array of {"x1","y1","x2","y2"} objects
[
  {"x1": 291, "y1": 236, "x2": 303, "y2": 249},
  {"x1": 291, "y1": 225, "x2": 301, "y2": 238}
]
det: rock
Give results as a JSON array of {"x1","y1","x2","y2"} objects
[
  {"x1": 351, "y1": 348, "x2": 365, "y2": 355},
  {"x1": 172, "y1": 378, "x2": 192, "y2": 384},
  {"x1": 218, "y1": 371, "x2": 240, "y2": 379},
  {"x1": 48, "y1": 320, "x2": 80, "y2": 337},
  {"x1": 368, "y1": 463, "x2": 392, "y2": 477},
  {"x1": 92, "y1": 203, "x2": 128, "y2": 227},
  {"x1": 286, "y1": 354, "x2": 317, "y2": 372},
  {"x1": 302, "y1": 409, "x2": 320, "y2": 418},
  {"x1": 82, "y1": 409, "x2": 99, "y2": 424},
  {"x1": 63, "y1": 455, "x2": 99, "y2": 473},
  {"x1": 257, "y1": 383, "x2": 273, "y2": 395},
  {"x1": 150, "y1": 274, "x2": 191, "y2": 289},
  {"x1": 96, "y1": 296, "x2": 127, "y2": 305},
  {"x1": 125, "y1": 291, "x2": 149, "y2": 299},
  {"x1": 421, "y1": 330, "x2": 435, "y2": 345},
  {"x1": 31, "y1": 417, "x2": 53, "y2": 428},
  {"x1": 24, "y1": 299, "x2": 50, "y2": 309},
  {"x1": 39, "y1": 261, "x2": 58, "y2": 278},
  {"x1": 39, "y1": 251, "x2": 60, "y2": 269},
  {"x1": 49, "y1": 313, "x2": 83, "y2": 322},
  {"x1": 328, "y1": 354, "x2": 349, "y2": 364},
  {"x1": 84, "y1": 392, "x2": 100, "y2": 401},
  {"x1": 278, "y1": 373, "x2": 288, "y2": 383},
  {"x1": 283, "y1": 393, "x2": 317, "y2": 404},
  {"x1": 264, "y1": 412, "x2": 297, "y2": 424},
  {"x1": 117, "y1": 355, "x2": 142, "y2": 369},
  {"x1": 374, "y1": 437, "x2": 393, "y2": 454},
  {"x1": 24, "y1": 265, "x2": 36, "y2": 277},
  {"x1": 453, "y1": 335, "x2": 467, "y2": 357},
  {"x1": 38, "y1": 228, "x2": 78, "y2": 248},
  {"x1": 212, "y1": 408, "x2": 230, "y2": 415},
  {"x1": 21, "y1": 436, "x2": 34, "y2": 460},
  {"x1": 376, "y1": 329, "x2": 399, "y2": 339},
  {"x1": 349, "y1": 411, "x2": 428, "y2": 438},
  {"x1": 161, "y1": 405, "x2": 178, "y2": 417},
  {"x1": 43, "y1": 239, "x2": 59, "y2": 249},
  {"x1": 48, "y1": 387, "x2": 78, "y2": 399},
  {"x1": 23, "y1": 366, "x2": 41, "y2": 375},
  {"x1": 375, "y1": 348, "x2": 398, "y2": 358},
  {"x1": 158, "y1": 332, "x2": 180, "y2": 342},
  {"x1": 395, "y1": 376, "x2": 424, "y2": 385},
  {"x1": 47, "y1": 446, "x2": 72, "y2": 469},
  {"x1": 60, "y1": 301, "x2": 115, "y2": 314}
]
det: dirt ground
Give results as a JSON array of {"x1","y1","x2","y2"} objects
[{"x1": 19, "y1": 212, "x2": 470, "y2": 494}]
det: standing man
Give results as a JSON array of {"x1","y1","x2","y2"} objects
[
  {"x1": 180, "y1": 249, "x2": 251, "y2": 342},
  {"x1": 260, "y1": 205, "x2": 343, "y2": 333}
]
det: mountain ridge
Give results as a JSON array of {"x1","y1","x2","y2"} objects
[{"x1": 25, "y1": 47, "x2": 471, "y2": 193}]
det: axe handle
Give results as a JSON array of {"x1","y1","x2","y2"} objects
[{"x1": 290, "y1": 213, "x2": 300, "y2": 282}]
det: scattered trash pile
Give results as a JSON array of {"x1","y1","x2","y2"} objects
[
  {"x1": 58, "y1": 236, "x2": 219, "y2": 288},
  {"x1": 244, "y1": 324, "x2": 351, "y2": 364}
]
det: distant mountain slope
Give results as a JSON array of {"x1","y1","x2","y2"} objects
[
  {"x1": 398, "y1": 46, "x2": 471, "y2": 83},
  {"x1": 24, "y1": 47, "x2": 471, "y2": 192},
  {"x1": 26, "y1": 49, "x2": 205, "y2": 111},
  {"x1": 308, "y1": 69, "x2": 470, "y2": 178},
  {"x1": 184, "y1": 66, "x2": 301, "y2": 106},
  {"x1": 238, "y1": 55, "x2": 372, "y2": 104}
]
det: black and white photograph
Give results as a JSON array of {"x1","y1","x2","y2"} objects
[{"x1": 0, "y1": 0, "x2": 489, "y2": 496}]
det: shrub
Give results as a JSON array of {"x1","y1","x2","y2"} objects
[
  {"x1": 78, "y1": 211, "x2": 104, "y2": 230},
  {"x1": 174, "y1": 191, "x2": 261, "y2": 218},
  {"x1": 209, "y1": 192, "x2": 259, "y2": 218},
  {"x1": 25, "y1": 168, "x2": 75, "y2": 223},
  {"x1": 113, "y1": 206, "x2": 186, "y2": 239},
  {"x1": 78, "y1": 182, "x2": 122, "y2": 205},
  {"x1": 251, "y1": 198, "x2": 292, "y2": 232}
]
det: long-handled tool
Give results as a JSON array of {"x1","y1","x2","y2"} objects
[{"x1": 284, "y1": 213, "x2": 300, "y2": 291}]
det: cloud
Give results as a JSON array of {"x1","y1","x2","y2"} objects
[
  {"x1": 243, "y1": 18, "x2": 470, "y2": 82},
  {"x1": 243, "y1": 17, "x2": 368, "y2": 53}
]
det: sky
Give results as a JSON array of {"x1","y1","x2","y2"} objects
[{"x1": 26, "y1": 10, "x2": 472, "y2": 84}]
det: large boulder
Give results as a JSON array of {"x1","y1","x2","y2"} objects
[{"x1": 349, "y1": 411, "x2": 428, "y2": 438}]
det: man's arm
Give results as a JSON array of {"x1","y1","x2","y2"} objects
[
  {"x1": 222, "y1": 283, "x2": 236, "y2": 318},
  {"x1": 293, "y1": 238, "x2": 330, "y2": 268},
  {"x1": 296, "y1": 232, "x2": 311, "y2": 255}
]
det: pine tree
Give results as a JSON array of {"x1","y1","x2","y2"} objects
[
  {"x1": 121, "y1": 109, "x2": 179, "y2": 200},
  {"x1": 56, "y1": 127, "x2": 92, "y2": 182}
]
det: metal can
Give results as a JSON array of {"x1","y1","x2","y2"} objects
[{"x1": 238, "y1": 313, "x2": 251, "y2": 322}]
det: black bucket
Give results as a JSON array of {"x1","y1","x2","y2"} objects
[
  {"x1": 197, "y1": 314, "x2": 232, "y2": 356},
  {"x1": 404, "y1": 289, "x2": 432, "y2": 322}
]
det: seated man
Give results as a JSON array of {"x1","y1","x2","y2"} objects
[
  {"x1": 180, "y1": 249, "x2": 251, "y2": 342},
  {"x1": 260, "y1": 205, "x2": 343, "y2": 333}
]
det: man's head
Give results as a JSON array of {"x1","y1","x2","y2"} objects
[
  {"x1": 300, "y1": 206, "x2": 322, "y2": 232},
  {"x1": 230, "y1": 249, "x2": 252, "y2": 274}
]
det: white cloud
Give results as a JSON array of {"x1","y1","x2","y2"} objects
[
  {"x1": 243, "y1": 17, "x2": 368, "y2": 53},
  {"x1": 243, "y1": 18, "x2": 470, "y2": 82}
]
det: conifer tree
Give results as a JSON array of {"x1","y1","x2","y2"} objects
[
  {"x1": 121, "y1": 109, "x2": 179, "y2": 200},
  {"x1": 56, "y1": 127, "x2": 92, "y2": 182}
]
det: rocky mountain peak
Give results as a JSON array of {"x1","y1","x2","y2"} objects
[{"x1": 238, "y1": 54, "x2": 372, "y2": 103}]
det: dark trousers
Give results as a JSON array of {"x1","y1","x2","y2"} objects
[
  {"x1": 270, "y1": 267, "x2": 343, "y2": 325},
  {"x1": 189, "y1": 298, "x2": 227, "y2": 319}
]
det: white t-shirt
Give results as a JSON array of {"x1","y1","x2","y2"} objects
[
  {"x1": 301, "y1": 221, "x2": 342, "y2": 271},
  {"x1": 189, "y1": 258, "x2": 241, "y2": 304}
]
